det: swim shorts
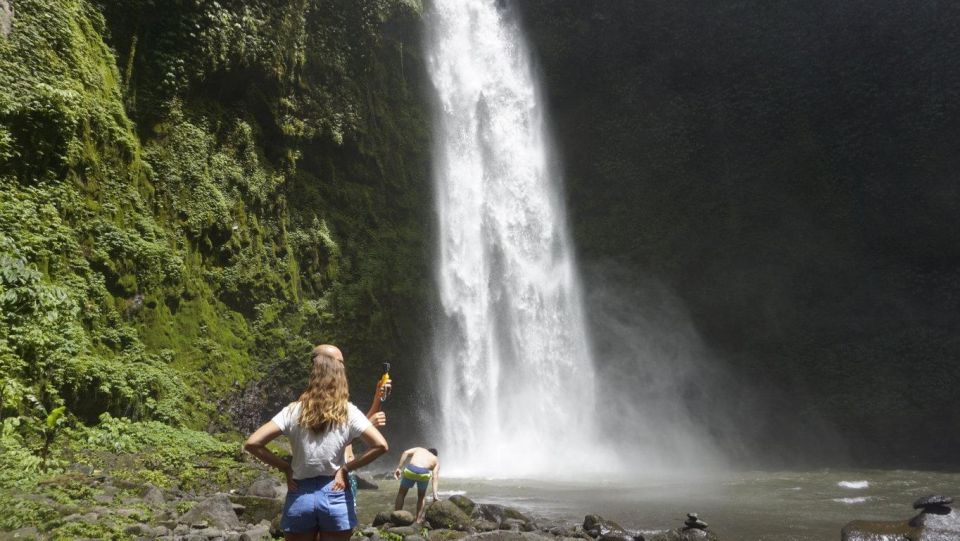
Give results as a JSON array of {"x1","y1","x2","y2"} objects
[
  {"x1": 399, "y1": 464, "x2": 432, "y2": 491},
  {"x1": 281, "y1": 475, "x2": 357, "y2": 533}
]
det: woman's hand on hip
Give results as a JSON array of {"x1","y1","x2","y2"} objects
[
  {"x1": 333, "y1": 466, "x2": 348, "y2": 491},
  {"x1": 283, "y1": 465, "x2": 298, "y2": 492}
]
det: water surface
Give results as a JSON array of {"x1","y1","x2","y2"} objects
[{"x1": 364, "y1": 469, "x2": 960, "y2": 540}]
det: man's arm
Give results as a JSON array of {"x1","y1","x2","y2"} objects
[
  {"x1": 393, "y1": 448, "x2": 415, "y2": 479},
  {"x1": 431, "y1": 464, "x2": 440, "y2": 501},
  {"x1": 365, "y1": 378, "x2": 391, "y2": 426}
]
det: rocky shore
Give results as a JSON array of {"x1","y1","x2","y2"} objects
[
  {"x1": 2, "y1": 468, "x2": 956, "y2": 541},
  {"x1": 0, "y1": 471, "x2": 719, "y2": 541}
]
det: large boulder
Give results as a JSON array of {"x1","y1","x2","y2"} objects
[
  {"x1": 645, "y1": 529, "x2": 715, "y2": 541},
  {"x1": 356, "y1": 475, "x2": 380, "y2": 490},
  {"x1": 583, "y1": 515, "x2": 627, "y2": 539},
  {"x1": 178, "y1": 494, "x2": 242, "y2": 530},
  {"x1": 247, "y1": 477, "x2": 285, "y2": 499},
  {"x1": 430, "y1": 529, "x2": 469, "y2": 541},
  {"x1": 450, "y1": 495, "x2": 477, "y2": 516},
  {"x1": 426, "y1": 501, "x2": 474, "y2": 531},
  {"x1": 391, "y1": 510, "x2": 417, "y2": 526},
  {"x1": 842, "y1": 496, "x2": 960, "y2": 541},
  {"x1": 474, "y1": 504, "x2": 532, "y2": 528},
  {"x1": 459, "y1": 532, "x2": 553, "y2": 541},
  {"x1": 0, "y1": 0, "x2": 12, "y2": 39},
  {"x1": 229, "y1": 495, "x2": 283, "y2": 525}
]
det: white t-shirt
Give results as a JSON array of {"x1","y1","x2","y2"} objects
[{"x1": 271, "y1": 401, "x2": 372, "y2": 479}]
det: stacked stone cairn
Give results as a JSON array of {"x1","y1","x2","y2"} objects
[{"x1": 842, "y1": 494, "x2": 960, "y2": 541}]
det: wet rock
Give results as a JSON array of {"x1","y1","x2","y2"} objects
[
  {"x1": 843, "y1": 495, "x2": 959, "y2": 541},
  {"x1": 426, "y1": 500, "x2": 474, "y2": 531},
  {"x1": 450, "y1": 495, "x2": 478, "y2": 516},
  {"x1": 356, "y1": 474, "x2": 380, "y2": 490},
  {"x1": 3, "y1": 527, "x2": 41, "y2": 540},
  {"x1": 429, "y1": 529, "x2": 469, "y2": 541},
  {"x1": 387, "y1": 526, "x2": 421, "y2": 536},
  {"x1": 597, "y1": 534, "x2": 635, "y2": 541},
  {"x1": 583, "y1": 514, "x2": 627, "y2": 538},
  {"x1": 392, "y1": 509, "x2": 417, "y2": 526},
  {"x1": 247, "y1": 477, "x2": 283, "y2": 499},
  {"x1": 195, "y1": 526, "x2": 224, "y2": 538},
  {"x1": 840, "y1": 520, "x2": 913, "y2": 541},
  {"x1": 239, "y1": 522, "x2": 272, "y2": 541},
  {"x1": 910, "y1": 507, "x2": 960, "y2": 540},
  {"x1": 374, "y1": 510, "x2": 393, "y2": 526},
  {"x1": 141, "y1": 484, "x2": 166, "y2": 506},
  {"x1": 914, "y1": 496, "x2": 953, "y2": 510},
  {"x1": 646, "y1": 529, "x2": 713, "y2": 541},
  {"x1": 229, "y1": 495, "x2": 283, "y2": 525},
  {"x1": 406, "y1": 536, "x2": 428, "y2": 541},
  {"x1": 179, "y1": 494, "x2": 242, "y2": 530},
  {"x1": 459, "y1": 532, "x2": 553, "y2": 541},
  {"x1": 683, "y1": 513, "x2": 708, "y2": 531},
  {"x1": 473, "y1": 520, "x2": 499, "y2": 532}
]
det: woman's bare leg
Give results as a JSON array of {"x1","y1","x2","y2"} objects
[{"x1": 287, "y1": 531, "x2": 317, "y2": 541}]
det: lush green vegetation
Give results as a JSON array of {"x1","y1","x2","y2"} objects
[{"x1": 0, "y1": 0, "x2": 431, "y2": 530}]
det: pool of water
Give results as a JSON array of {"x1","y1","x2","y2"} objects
[{"x1": 360, "y1": 469, "x2": 960, "y2": 540}]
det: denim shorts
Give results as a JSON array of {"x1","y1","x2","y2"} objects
[{"x1": 281, "y1": 475, "x2": 357, "y2": 533}]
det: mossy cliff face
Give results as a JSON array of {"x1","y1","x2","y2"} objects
[{"x1": 0, "y1": 0, "x2": 431, "y2": 444}]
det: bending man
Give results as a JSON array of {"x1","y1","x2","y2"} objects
[{"x1": 393, "y1": 447, "x2": 439, "y2": 523}]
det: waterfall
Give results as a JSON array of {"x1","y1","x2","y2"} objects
[{"x1": 425, "y1": 0, "x2": 604, "y2": 477}]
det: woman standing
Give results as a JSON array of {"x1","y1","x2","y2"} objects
[{"x1": 245, "y1": 345, "x2": 389, "y2": 541}]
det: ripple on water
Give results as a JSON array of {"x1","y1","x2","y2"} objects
[
  {"x1": 833, "y1": 496, "x2": 872, "y2": 504},
  {"x1": 838, "y1": 480, "x2": 870, "y2": 489}
]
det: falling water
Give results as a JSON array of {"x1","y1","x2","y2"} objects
[{"x1": 425, "y1": 0, "x2": 605, "y2": 477}]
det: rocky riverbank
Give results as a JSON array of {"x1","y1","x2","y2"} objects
[
  {"x1": 2, "y1": 466, "x2": 956, "y2": 541},
  {"x1": 0, "y1": 469, "x2": 719, "y2": 541}
]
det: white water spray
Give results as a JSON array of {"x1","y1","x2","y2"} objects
[{"x1": 426, "y1": 0, "x2": 606, "y2": 477}]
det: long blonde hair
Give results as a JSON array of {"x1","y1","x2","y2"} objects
[{"x1": 297, "y1": 346, "x2": 349, "y2": 432}]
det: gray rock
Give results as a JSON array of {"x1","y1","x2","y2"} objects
[
  {"x1": 429, "y1": 529, "x2": 469, "y2": 541},
  {"x1": 374, "y1": 510, "x2": 394, "y2": 526},
  {"x1": 458, "y1": 532, "x2": 553, "y2": 541},
  {"x1": 583, "y1": 515, "x2": 627, "y2": 538},
  {"x1": 387, "y1": 526, "x2": 421, "y2": 537},
  {"x1": 141, "y1": 484, "x2": 166, "y2": 506},
  {"x1": 179, "y1": 494, "x2": 242, "y2": 530},
  {"x1": 910, "y1": 506, "x2": 960, "y2": 538},
  {"x1": 392, "y1": 510, "x2": 418, "y2": 526},
  {"x1": 406, "y1": 537, "x2": 428, "y2": 541},
  {"x1": 1, "y1": 527, "x2": 40, "y2": 540},
  {"x1": 840, "y1": 520, "x2": 913, "y2": 541},
  {"x1": 473, "y1": 520, "x2": 499, "y2": 532},
  {"x1": 228, "y1": 495, "x2": 283, "y2": 525},
  {"x1": 502, "y1": 519, "x2": 526, "y2": 532},
  {"x1": 0, "y1": 0, "x2": 12, "y2": 38},
  {"x1": 914, "y1": 495, "x2": 953, "y2": 510},
  {"x1": 449, "y1": 495, "x2": 477, "y2": 516},
  {"x1": 247, "y1": 477, "x2": 283, "y2": 499},
  {"x1": 197, "y1": 526, "x2": 224, "y2": 538},
  {"x1": 356, "y1": 474, "x2": 380, "y2": 490},
  {"x1": 426, "y1": 501, "x2": 474, "y2": 531},
  {"x1": 645, "y1": 528, "x2": 714, "y2": 541},
  {"x1": 239, "y1": 522, "x2": 271, "y2": 541}
]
